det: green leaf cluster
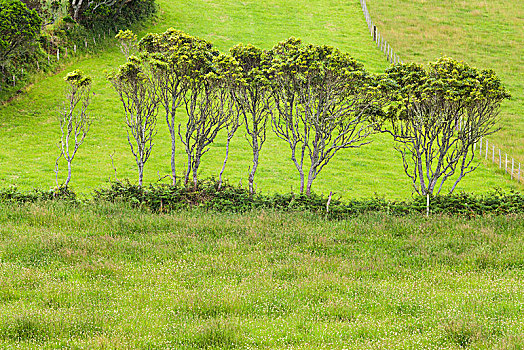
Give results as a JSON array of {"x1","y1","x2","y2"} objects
[
  {"x1": 0, "y1": 0, "x2": 42, "y2": 65},
  {"x1": 385, "y1": 57, "x2": 510, "y2": 121},
  {"x1": 64, "y1": 69, "x2": 92, "y2": 87}
]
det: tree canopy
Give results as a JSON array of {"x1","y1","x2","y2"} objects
[
  {"x1": 0, "y1": 0, "x2": 41, "y2": 69},
  {"x1": 268, "y1": 38, "x2": 387, "y2": 195},
  {"x1": 384, "y1": 57, "x2": 510, "y2": 195}
]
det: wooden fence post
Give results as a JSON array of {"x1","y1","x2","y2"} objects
[
  {"x1": 499, "y1": 149, "x2": 501, "y2": 168},
  {"x1": 511, "y1": 158, "x2": 514, "y2": 179},
  {"x1": 479, "y1": 137, "x2": 482, "y2": 156}
]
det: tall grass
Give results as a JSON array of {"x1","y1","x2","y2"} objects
[{"x1": 0, "y1": 201, "x2": 524, "y2": 348}]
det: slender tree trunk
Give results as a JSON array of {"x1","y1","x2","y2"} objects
[
  {"x1": 170, "y1": 131, "x2": 176, "y2": 185},
  {"x1": 248, "y1": 134, "x2": 259, "y2": 194},
  {"x1": 168, "y1": 101, "x2": 177, "y2": 185},
  {"x1": 306, "y1": 164, "x2": 318, "y2": 197},
  {"x1": 218, "y1": 138, "x2": 231, "y2": 190},
  {"x1": 138, "y1": 162, "x2": 144, "y2": 187},
  {"x1": 192, "y1": 154, "x2": 201, "y2": 190},
  {"x1": 306, "y1": 144, "x2": 320, "y2": 196},
  {"x1": 290, "y1": 147, "x2": 305, "y2": 194},
  {"x1": 184, "y1": 153, "x2": 191, "y2": 187},
  {"x1": 249, "y1": 152, "x2": 259, "y2": 195},
  {"x1": 64, "y1": 161, "x2": 72, "y2": 188}
]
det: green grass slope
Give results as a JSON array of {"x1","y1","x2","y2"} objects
[
  {"x1": 366, "y1": 0, "x2": 524, "y2": 164},
  {"x1": 0, "y1": 0, "x2": 521, "y2": 198},
  {"x1": 1, "y1": 202, "x2": 524, "y2": 348}
]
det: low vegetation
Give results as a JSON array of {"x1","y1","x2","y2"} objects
[{"x1": 1, "y1": 201, "x2": 523, "y2": 348}]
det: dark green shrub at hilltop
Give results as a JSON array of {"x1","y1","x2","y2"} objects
[{"x1": 73, "y1": 0, "x2": 157, "y2": 30}]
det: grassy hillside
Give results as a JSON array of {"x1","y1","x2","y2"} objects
[
  {"x1": 0, "y1": 0, "x2": 521, "y2": 198},
  {"x1": 1, "y1": 202, "x2": 524, "y2": 348},
  {"x1": 366, "y1": 0, "x2": 524, "y2": 164}
]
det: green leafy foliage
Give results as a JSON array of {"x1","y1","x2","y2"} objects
[
  {"x1": 72, "y1": 0, "x2": 156, "y2": 30},
  {"x1": 268, "y1": 38, "x2": 391, "y2": 195},
  {"x1": 0, "y1": 0, "x2": 42, "y2": 88},
  {"x1": 384, "y1": 58, "x2": 511, "y2": 196},
  {"x1": 4, "y1": 181, "x2": 520, "y2": 217}
]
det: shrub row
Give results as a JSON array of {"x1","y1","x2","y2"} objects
[{"x1": 1, "y1": 180, "x2": 523, "y2": 218}]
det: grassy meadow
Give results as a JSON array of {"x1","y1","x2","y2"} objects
[
  {"x1": 366, "y1": 0, "x2": 524, "y2": 163},
  {"x1": 0, "y1": 0, "x2": 521, "y2": 198},
  {"x1": 1, "y1": 201, "x2": 524, "y2": 349}
]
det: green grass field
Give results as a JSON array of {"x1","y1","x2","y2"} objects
[
  {"x1": 366, "y1": 0, "x2": 524, "y2": 164},
  {"x1": 0, "y1": 0, "x2": 521, "y2": 198},
  {"x1": 1, "y1": 201, "x2": 524, "y2": 349}
]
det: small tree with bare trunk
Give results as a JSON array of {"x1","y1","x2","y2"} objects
[
  {"x1": 269, "y1": 38, "x2": 386, "y2": 196},
  {"x1": 116, "y1": 29, "x2": 137, "y2": 60},
  {"x1": 230, "y1": 43, "x2": 273, "y2": 194},
  {"x1": 383, "y1": 58, "x2": 510, "y2": 199},
  {"x1": 179, "y1": 53, "x2": 240, "y2": 189},
  {"x1": 55, "y1": 70, "x2": 92, "y2": 188},
  {"x1": 108, "y1": 56, "x2": 160, "y2": 187},
  {"x1": 138, "y1": 29, "x2": 215, "y2": 185}
]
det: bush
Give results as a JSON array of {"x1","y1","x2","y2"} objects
[
  {"x1": 77, "y1": 0, "x2": 157, "y2": 31},
  {"x1": 2, "y1": 180, "x2": 522, "y2": 217},
  {"x1": 0, "y1": 186, "x2": 76, "y2": 203},
  {"x1": 92, "y1": 180, "x2": 524, "y2": 218}
]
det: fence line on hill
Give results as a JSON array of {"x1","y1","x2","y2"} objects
[
  {"x1": 6, "y1": 28, "x2": 117, "y2": 89},
  {"x1": 476, "y1": 138, "x2": 523, "y2": 185},
  {"x1": 359, "y1": 0, "x2": 403, "y2": 64},
  {"x1": 359, "y1": 0, "x2": 522, "y2": 187}
]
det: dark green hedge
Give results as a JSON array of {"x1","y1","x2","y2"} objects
[
  {"x1": 78, "y1": 0, "x2": 156, "y2": 30},
  {"x1": 1, "y1": 179, "x2": 523, "y2": 218}
]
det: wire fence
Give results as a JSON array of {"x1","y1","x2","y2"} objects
[
  {"x1": 476, "y1": 138, "x2": 523, "y2": 185},
  {"x1": 6, "y1": 28, "x2": 118, "y2": 89},
  {"x1": 359, "y1": 0, "x2": 402, "y2": 64}
]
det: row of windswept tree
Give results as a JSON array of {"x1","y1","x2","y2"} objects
[{"x1": 59, "y1": 28, "x2": 510, "y2": 197}]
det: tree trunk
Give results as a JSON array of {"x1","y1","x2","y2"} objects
[
  {"x1": 218, "y1": 138, "x2": 231, "y2": 190},
  {"x1": 306, "y1": 168, "x2": 316, "y2": 197},
  {"x1": 249, "y1": 152, "x2": 259, "y2": 195},
  {"x1": 248, "y1": 136, "x2": 259, "y2": 195},
  {"x1": 184, "y1": 152, "x2": 191, "y2": 187},
  {"x1": 192, "y1": 154, "x2": 201, "y2": 190},
  {"x1": 290, "y1": 147, "x2": 305, "y2": 194},
  {"x1": 170, "y1": 133, "x2": 176, "y2": 185},
  {"x1": 64, "y1": 160, "x2": 72, "y2": 188},
  {"x1": 138, "y1": 162, "x2": 144, "y2": 187}
]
